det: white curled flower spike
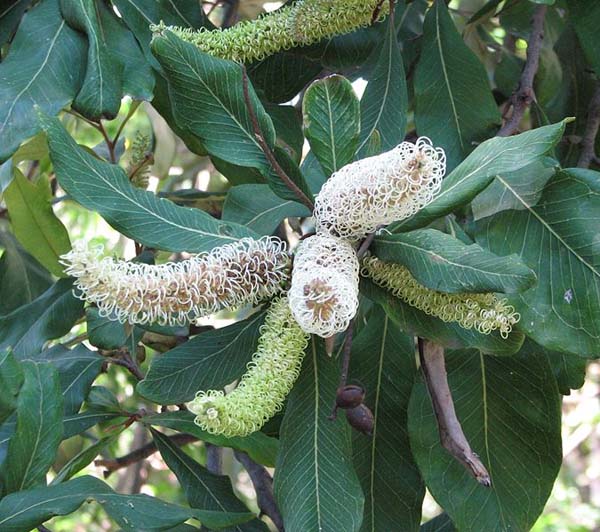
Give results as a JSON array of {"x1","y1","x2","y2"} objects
[
  {"x1": 60, "y1": 237, "x2": 291, "y2": 326},
  {"x1": 313, "y1": 137, "x2": 446, "y2": 239},
  {"x1": 289, "y1": 234, "x2": 360, "y2": 338}
]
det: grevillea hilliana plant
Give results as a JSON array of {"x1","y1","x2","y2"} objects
[
  {"x1": 60, "y1": 237, "x2": 290, "y2": 326},
  {"x1": 361, "y1": 255, "x2": 521, "y2": 338},
  {"x1": 288, "y1": 234, "x2": 360, "y2": 338},
  {"x1": 151, "y1": 0, "x2": 388, "y2": 64},
  {"x1": 313, "y1": 137, "x2": 446, "y2": 239},
  {"x1": 188, "y1": 297, "x2": 309, "y2": 437}
]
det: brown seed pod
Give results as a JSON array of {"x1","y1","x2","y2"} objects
[
  {"x1": 336, "y1": 384, "x2": 365, "y2": 409},
  {"x1": 345, "y1": 404, "x2": 374, "y2": 436}
]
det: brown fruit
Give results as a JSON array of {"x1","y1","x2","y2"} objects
[
  {"x1": 345, "y1": 404, "x2": 374, "y2": 436},
  {"x1": 336, "y1": 384, "x2": 365, "y2": 409}
]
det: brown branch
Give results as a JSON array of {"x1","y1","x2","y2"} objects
[
  {"x1": 106, "y1": 352, "x2": 145, "y2": 381},
  {"x1": 234, "y1": 450, "x2": 284, "y2": 532},
  {"x1": 95, "y1": 433, "x2": 198, "y2": 477},
  {"x1": 240, "y1": 67, "x2": 315, "y2": 212},
  {"x1": 329, "y1": 319, "x2": 355, "y2": 421},
  {"x1": 577, "y1": 83, "x2": 600, "y2": 168},
  {"x1": 497, "y1": 5, "x2": 547, "y2": 137},
  {"x1": 418, "y1": 338, "x2": 491, "y2": 486}
]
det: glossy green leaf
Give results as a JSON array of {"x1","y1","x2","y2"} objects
[
  {"x1": 152, "y1": 429, "x2": 254, "y2": 521},
  {"x1": 138, "y1": 312, "x2": 265, "y2": 404},
  {"x1": 303, "y1": 75, "x2": 360, "y2": 177},
  {"x1": 0, "y1": 278, "x2": 84, "y2": 359},
  {"x1": 86, "y1": 307, "x2": 130, "y2": 350},
  {"x1": 42, "y1": 115, "x2": 256, "y2": 252},
  {"x1": 357, "y1": 14, "x2": 407, "y2": 156},
  {"x1": 222, "y1": 184, "x2": 310, "y2": 236},
  {"x1": 0, "y1": 231, "x2": 52, "y2": 315},
  {"x1": 1, "y1": 361, "x2": 63, "y2": 494},
  {"x1": 0, "y1": 350, "x2": 22, "y2": 425},
  {"x1": 372, "y1": 229, "x2": 536, "y2": 294},
  {"x1": 389, "y1": 121, "x2": 568, "y2": 233},
  {"x1": 3, "y1": 169, "x2": 71, "y2": 276},
  {"x1": 63, "y1": 411, "x2": 125, "y2": 440},
  {"x1": 350, "y1": 308, "x2": 424, "y2": 532},
  {"x1": 408, "y1": 348, "x2": 561, "y2": 531},
  {"x1": 265, "y1": 103, "x2": 304, "y2": 164},
  {"x1": 570, "y1": 0, "x2": 600, "y2": 76},
  {"x1": 362, "y1": 279, "x2": 524, "y2": 356},
  {"x1": 274, "y1": 338, "x2": 364, "y2": 532},
  {"x1": 473, "y1": 168, "x2": 600, "y2": 357},
  {"x1": 144, "y1": 411, "x2": 279, "y2": 467},
  {"x1": 0, "y1": 0, "x2": 85, "y2": 162},
  {"x1": 415, "y1": 0, "x2": 501, "y2": 169}
]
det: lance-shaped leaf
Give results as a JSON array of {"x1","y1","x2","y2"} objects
[
  {"x1": 362, "y1": 279, "x2": 524, "y2": 356},
  {"x1": 408, "y1": 348, "x2": 561, "y2": 531},
  {"x1": 0, "y1": 0, "x2": 29, "y2": 46},
  {"x1": 138, "y1": 311, "x2": 265, "y2": 404},
  {"x1": 0, "y1": 0, "x2": 86, "y2": 162},
  {"x1": 350, "y1": 308, "x2": 424, "y2": 532},
  {"x1": 3, "y1": 169, "x2": 71, "y2": 277},
  {"x1": 0, "y1": 350, "x2": 23, "y2": 425},
  {"x1": 274, "y1": 338, "x2": 364, "y2": 532},
  {"x1": 570, "y1": 0, "x2": 600, "y2": 76},
  {"x1": 144, "y1": 411, "x2": 278, "y2": 467},
  {"x1": 223, "y1": 184, "x2": 310, "y2": 236},
  {"x1": 0, "y1": 278, "x2": 84, "y2": 359},
  {"x1": 303, "y1": 75, "x2": 360, "y2": 177},
  {"x1": 1, "y1": 361, "x2": 63, "y2": 494},
  {"x1": 372, "y1": 229, "x2": 536, "y2": 294},
  {"x1": 414, "y1": 0, "x2": 501, "y2": 170},
  {"x1": 357, "y1": 14, "x2": 407, "y2": 156},
  {"x1": 41, "y1": 115, "x2": 256, "y2": 252},
  {"x1": 389, "y1": 120, "x2": 568, "y2": 233},
  {"x1": 473, "y1": 168, "x2": 600, "y2": 357}
]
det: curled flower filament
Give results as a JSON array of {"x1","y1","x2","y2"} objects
[
  {"x1": 314, "y1": 138, "x2": 446, "y2": 240},
  {"x1": 188, "y1": 297, "x2": 309, "y2": 437},
  {"x1": 361, "y1": 255, "x2": 520, "y2": 338},
  {"x1": 60, "y1": 237, "x2": 291, "y2": 326}
]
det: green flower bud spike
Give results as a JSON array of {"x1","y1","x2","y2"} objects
[
  {"x1": 362, "y1": 256, "x2": 520, "y2": 339},
  {"x1": 188, "y1": 297, "x2": 309, "y2": 437},
  {"x1": 152, "y1": 0, "x2": 389, "y2": 64}
]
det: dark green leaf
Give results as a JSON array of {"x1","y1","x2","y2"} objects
[
  {"x1": 3, "y1": 169, "x2": 71, "y2": 277},
  {"x1": 420, "y1": 513, "x2": 456, "y2": 532},
  {"x1": 0, "y1": 0, "x2": 29, "y2": 46},
  {"x1": 303, "y1": 75, "x2": 360, "y2": 176},
  {"x1": 473, "y1": 168, "x2": 600, "y2": 357},
  {"x1": 372, "y1": 229, "x2": 536, "y2": 294},
  {"x1": 362, "y1": 279, "x2": 524, "y2": 356},
  {"x1": 265, "y1": 103, "x2": 304, "y2": 164},
  {"x1": 274, "y1": 338, "x2": 364, "y2": 532},
  {"x1": 408, "y1": 348, "x2": 561, "y2": 531},
  {"x1": 1, "y1": 361, "x2": 63, "y2": 493},
  {"x1": 138, "y1": 312, "x2": 265, "y2": 404},
  {"x1": 63, "y1": 411, "x2": 124, "y2": 440},
  {"x1": 222, "y1": 184, "x2": 310, "y2": 236},
  {"x1": 144, "y1": 411, "x2": 279, "y2": 467},
  {"x1": 389, "y1": 121, "x2": 568, "y2": 233},
  {"x1": 0, "y1": 231, "x2": 52, "y2": 315},
  {"x1": 152, "y1": 428, "x2": 254, "y2": 523},
  {"x1": 86, "y1": 307, "x2": 130, "y2": 350},
  {"x1": 0, "y1": 0, "x2": 86, "y2": 162},
  {"x1": 350, "y1": 308, "x2": 424, "y2": 531},
  {"x1": 42, "y1": 115, "x2": 256, "y2": 252},
  {"x1": 357, "y1": 15, "x2": 407, "y2": 156},
  {"x1": 570, "y1": 0, "x2": 600, "y2": 76},
  {"x1": 0, "y1": 350, "x2": 22, "y2": 425},
  {"x1": 414, "y1": 0, "x2": 501, "y2": 169},
  {"x1": 0, "y1": 278, "x2": 84, "y2": 359}
]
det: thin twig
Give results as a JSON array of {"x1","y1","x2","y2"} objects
[
  {"x1": 105, "y1": 349, "x2": 145, "y2": 381},
  {"x1": 97, "y1": 122, "x2": 117, "y2": 163},
  {"x1": 329, "y1": 319, "x2": 355, "y2": 421},
  {"x1": 497, "y1": 5, "x2": 547, "y2": 137},
  {"x1": 234, "y1": 451, "x2": 284, "y2": 532},
  {"x1": 357, "y1": 231, "x2": 378, "y2": 258},
  {"x1": 95, "y1": 433, "x2": 198, "y2": 477},
  {"x1": 577, "y1": 83, "x2": 600, "y2": 168},
  {"x1": 418, "y1": 338, "x2": 491, "y2": 486},
  {"x1": 63, "y1": 332, "x2": 89, "y2": 349},
  {"x1": 240, "y1": 67, "x2": 314, "y2": 212}
]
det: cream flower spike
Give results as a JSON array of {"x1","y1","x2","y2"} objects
[
  {"x1": 289, "y1": 234, "x2": 360, "y2": 338},
  {"x1": 152, "y1": 0, "x2": 389, "y2": 64},
  {"x1": 60, "y1": 237, "x2": 290, "y2": 326},
  {"x1": 314, "y1": 137, "x2": 446, "y2": 240},
  {"x1": 188, "y1": 297, "x2": 309, "y2": 437},
  {"x1": 362, "y1": 255, "x2": 520, "y2": 339}
]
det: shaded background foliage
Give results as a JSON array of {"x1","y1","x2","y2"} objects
[{"x1": 0, "y1": 0, "x2": 599, "y2": 530}]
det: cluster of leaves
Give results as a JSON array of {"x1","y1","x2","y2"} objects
[{"x1": 0, "y1": 0, "x2": 599, "y2": 531}]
